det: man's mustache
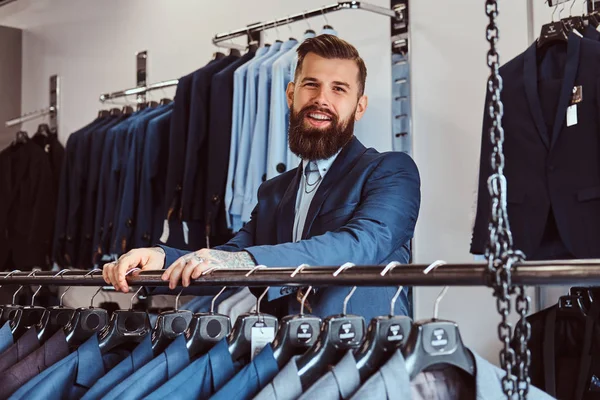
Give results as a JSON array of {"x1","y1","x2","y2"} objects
[{"x1": 299, "y1": 105, "x2": 337, "y2": 120}]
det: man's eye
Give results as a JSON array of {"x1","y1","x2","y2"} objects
[
  {"x1": 305, "y1": 82, "x2": 317, "y2": 87},
  {"x1": 333, "y1": 87, "x2": 346, "y2": 93}
]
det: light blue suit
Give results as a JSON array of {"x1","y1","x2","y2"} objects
[
  {"x1": 225, "y1": 46, "x2": 269, "y2": 231},
  {"x1": 230, "y1": 42, "x2": 282, "y2": 231},
  {"x1": 241, "y1": 39, "x2": 298, "y2": 223}
]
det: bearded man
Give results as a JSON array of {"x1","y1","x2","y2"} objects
[{"x1": 103, "y1": 35, "x2": 421, "y2": 320}]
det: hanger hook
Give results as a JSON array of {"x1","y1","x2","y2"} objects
[
  {"x1": 246, "y1": 266, "x2": 269, "y2": 321},
  {"x1": 583, "y1": 0, "x2": 588, "y2": 16},
  {"x1": 13, "y1": 271, "x2": 35, "y2": 304},
  {"x1": 321, "y1": 7, "x2": 330, "y2": 26},
  {"x1": 286, "y1": 16, "x2": 294, "y2": 36},
  {"x1": 551, "y1": 0, "x2": 558, "y2": 21},
  {"x1": 423, "y1": 260, "x2": 448, "y2": 319},
  {"x1": 55, "y1": 269, "x2": 71, "y2": 307},
  {"x1": 30, "y1": 271, "x2": 43, "y2": 306},
  {"x1": 290, "y1": 264, "x2": 310, "y2": 314},
  {"x1": 380, "y1": 261, "x2": 404, "y2": 316},
  {"x1": 558, "y1": 2, "x2": 566, "y2": 19},
  {"x1": 211, "y1": 286, "x2": 228, "y2": 314},
  {"x1": 84, "y1": 269, "x2": 103, "y2": 308},
  {"x1": 1, "y1": 270, "x2": 21, "y2": 289},
  {"x1": 272, "y1": 19, "x2": 281, "y2": 40},
  {"x1": 570, "y1": 0, "x2": 576, "y2": 15},
  {"x1": 302, "y1": 10, "x2": 311, "y2": 30},
  {"x1": 333, "y1": 262, "x2": 356, "y2": 315},
  {"x1": 130, "y1": 286, "x2": 144, "y2": 310},
  {"x1": 175, "y1": 288, "x2": 184, "y2": 311}
]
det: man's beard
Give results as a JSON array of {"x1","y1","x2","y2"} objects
[{"x1": 288, "y1": 104, "x2": 355, "y2": 160}]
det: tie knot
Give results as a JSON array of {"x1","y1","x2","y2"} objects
[{"x1": 305, "y1": 161, "x2": 319, "y2": 177}]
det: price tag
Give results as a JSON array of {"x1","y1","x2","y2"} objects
[
  {"x1": 182, "y1": 221, "x2": 189, "y2": 245},
  {"x1": 251, "y1": 322, "x2": 275, "y2": 360},
  {"x1": 159, "y1": 220, "x2": 170, "y2": 243},
  {"x1": 567, "y1": 104, "x2": 578, "y2": 127}
]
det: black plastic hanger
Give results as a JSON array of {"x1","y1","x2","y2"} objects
[
  {"x1": 159, "y1": 98, "x2": 172, "y2": 106},
  {"x1": 122, "y1": 106, "x2": 134, "y2": 115},
  {"x1": 538, "y1": 3, "x2": 569, "y2": 49},
  {"x1": 213, "y1": 51, "x2": 226, "y2": 60},
  {"x1": 136, "y1": 103, "x2": 148, "y2": 112},
  {"x1": 354, "y1": 262, "x2": 413, "y2": 383},
  {"x1": 12, "y1": 130, "x2": 29, "y2": 146},
  {"x1": 227, "y1": 267, "x2": 278, "y2": 362},
  {"x1": 109, "y1": 108, "x2": 121, "y2": 117},
  {"x1": 10, "y1": 272, "x2": 47, "y2": 339},
  {"x1": 570, "y1": 286, "x2": 594, "y2": 310},
  {"x1": 557, "y1": 294, "x2": 587, "y2": 318},
  {"x1": 37, "y1": 270, "x2": 75, "y2": 343},
  {"x1": 296, "y1": 263, "x2": 366, "y2": 390},
  {"x1": 64, "y1": 270, "x2": 109, "y2": 349},
  {"x1": 185, "y1": 285, "x2": 232, "y2": 359},
  {"x1": 272, "y1": 265, "x2": 321, "y2": 369},
  {"x1": 151, "y1": 289, "x2": 193, "y2": 356},
  {"x1": 36, "y1": 123, "x2": 51, "y2": 137},
  {"x1": 98, "y1": 286, "x2": 151, "y2": 354},
  {"x1": 402, "y1": 261, "x2": 475, "y2": 380},
  {"x1": 98, "y1": 110, "x2": 110, "y2": 118},
  {"x1": 562, "y1": 1, "x2": 586, "y2": 34},
  {"x1": 0, "y1": 271, "x2": 23, "y2": 327}
]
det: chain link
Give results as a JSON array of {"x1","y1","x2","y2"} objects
[{"x1": 484, "y1": 1, "x2": 531, "y2": 399}]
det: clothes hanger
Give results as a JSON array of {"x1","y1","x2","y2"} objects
[
  {"x1": 185, "y1": 280, "x2": 232, "y2": 359},
  {"x1": 569, "y1": 286, "x2": 594, "y2": 311},
  {"x1": 227, "y1": 266, "x2": 279, "y2": 362},
  {"x1": 246, "y1": 28, "x2": 260, "y2": 52},
  {"x1": 12, "y1": 130, "x2": 29, "y2": 146},
  {"x1": 285, "y1": 16, "x2": 297, "y2": 42},
  {"x1": 271, "y1": 265, "x2": 322, "y2": 369},
  {"x1": 557, "y1": 293, "x2": 588, "y2": 318},
  {"x1": 37, "y1": 270, "x2": 76, "y2": 343},
  {"x1": 354, "y1": 261, "x2": 413, "y2": 383},
  {"x1": 35, "y1": 123, "x2": 51, "y2": 137},
  {"x1": 0, "y1": 271, "x2": 23, "y2": 327},
  {"x1": 587, "y1": 0, "x2": 600, "y2": 28},
  {"x1": 296, "y1": 263, "x2": 366, "y2": 390},
  {"x1": 122, "y1": 105, "x2": 134, "y2": 115},
  {"x1": 538, "y1": 1, "x2": 569, "y2": 49},
  {"x1": 562, "y1": 0, "x2": 586, "y2": 34},
  {"x1": 10, "y1": 271, "x2": 47, "y2": 339},
  {"x1": 64, "y1": 269, "x2": 109, "y2": 349},
  {"x1": 151, "y1": 288, "x2": 193, "y2": 356},
  {"x1": 98, "y1": 268, "x2": 152, "y2": 354},
  {"x1": 321, "y1": 8, "x2": 334, "y2": 32},
  {"x1": 402, "y1": 260, "x2": 475, "y2": 380},
  {"x1": 302, "y1": 10, "x2": 316, "y2": 35}
]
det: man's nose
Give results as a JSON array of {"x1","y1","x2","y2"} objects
[{"x1": 312, "y1": 87, "x2": 331, "y2": 108}]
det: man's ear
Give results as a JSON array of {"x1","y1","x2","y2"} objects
[
  {"x1": 354, "y1": 95, "x2": 368, "y2": 121},
  {"x1": 286, "y1": 81, "x2": 295, "y2": 109}
]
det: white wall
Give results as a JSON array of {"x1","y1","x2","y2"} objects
[{"x1": 0, "y1": 0, "x2": 554, "y2": 364}]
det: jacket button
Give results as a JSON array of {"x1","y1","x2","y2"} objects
[
  {"x1": 212, "y1": 194, "x2": 220, "y2": 203},
  {"x1": 262, "y1": 174, "x2": 267, "y2": 182},
  {"x1": 142, "y1": 233, "x2": 150, "y2": 241},
  {"x1": 126, "y1": 219, "x2": 133, "y2": 228},
  {"x1": 276, "y1": 163, "x2": 286, "y2": 173}
]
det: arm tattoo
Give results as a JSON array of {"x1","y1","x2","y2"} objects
[
  {"x1": 151, "y1": 247, "x2": 166, "y2": 255},
  {"x1": 206, "y1": 250, "x2": 256, "y2": 269}
]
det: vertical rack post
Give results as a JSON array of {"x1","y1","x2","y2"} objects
[
  {"x1": 391, "y1": 0, "x2": 410, "y2": 154},
  {"x1": 136, "y1": 50, "x2": 148, "y2": 104},
  {"x1": 49, "y1": 74, "x2": 59, "y2": 133}
]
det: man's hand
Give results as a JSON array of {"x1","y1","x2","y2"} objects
[
  {"x1": 102, "y1": 247, "x2": 166, "y2": 292},
  {"x1": 162, "y1": 249, "x2": 256, "y2": 290}
]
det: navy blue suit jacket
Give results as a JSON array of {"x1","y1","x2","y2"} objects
[{"x1": 161, "y1": 137, "x2": 420, "y2": 321}]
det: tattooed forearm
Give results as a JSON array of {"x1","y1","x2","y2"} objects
[
  {"x1": 151, "y1": 246, "x2": 166, "y2": 255},
  {"x1": 205, "y1": 250, "x2": 256, "y2": 269}
]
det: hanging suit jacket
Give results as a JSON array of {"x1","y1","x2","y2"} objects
[
  {"x1": 161, "y1": 137, "x2": 420, "y2": 322},
  {"x1": 472, "y1": 32, "x2": 600, "y2": 259}
]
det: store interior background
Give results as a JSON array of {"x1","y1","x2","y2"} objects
[{"x1": 0, "y1": 0, "x2": 567, "y2": 364}]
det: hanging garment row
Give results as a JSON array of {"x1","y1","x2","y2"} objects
[
  {"x1": 0, "y1": 264, "x2": 554, "y2": 400},
  {"x1": 50, "y1": 25, "x2": 401, "y2": 270},
  {"x1": 0, "y1": 124, "x2": 64, "y2": 271},
  {"x1": 472, "y1": 6, "x2": 600, "y2": 262}
]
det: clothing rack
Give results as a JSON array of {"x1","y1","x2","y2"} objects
[
  {"x1": 212, "y1": 1, "x2": 402, "y2": 46},
  {"x1": 5, "y1": 75, "x2": 59, "y2": 131},
  {"x1": 99, "y1": 78, "x2": 179, "y2": 103},
  {"x1": 2, "y1": 261, "x2": 600, "y2": 286}
]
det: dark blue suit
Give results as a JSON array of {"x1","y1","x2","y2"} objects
[
  {"x1": 162, "y1": 137, "x2": 420, "y2": 321},
  {"x1": 472, "y1": 32, "x2": 600, "y2": 260}
]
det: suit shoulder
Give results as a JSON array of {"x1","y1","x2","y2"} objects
[
  {"x1": 260, "y1": 168, "x2": 298, "y2": 192},
  {"x1": 362, "y1": 148, "x2": 419, "y2": 174}
]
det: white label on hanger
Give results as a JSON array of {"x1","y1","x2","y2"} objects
[
  {"x1": 251, "y1": 323, "x2": 275, "y2": 360},
  {"x1": 567, "y1": 104, "x2": 578, "y2": 127},
  {"x1": 182, "y1": 221, "x2": 189, "y2": 245},
  {"x1": 159, "y1": 220, "x2": 170, "y2": 243}
]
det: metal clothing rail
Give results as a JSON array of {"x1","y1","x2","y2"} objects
[
  {"x1": 99, "y1": 78, "x2": 179, "y2": 103},
  {"x1": 5, "y1": 106, "x2": 55, "y2": 127},
  {"x1": 5, "y1": 75, "x2": 59, "y2": 131},
  {"x1": 212, "y1": 1, "x2": 401, "y2": 45},
  {"x1": 3, "y1": 261, "x2": 600, "y2": 287}
]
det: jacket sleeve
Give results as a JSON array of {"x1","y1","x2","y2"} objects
[{"x1": 246, "y1": 152, "x2": 420, "y2": 301}]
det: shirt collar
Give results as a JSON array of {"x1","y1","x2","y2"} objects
[
  {"x1": 208, "y1": 338, "x2": 236, "y2": 390},
  {"x1": 319, "y1": 27, "x2": 338, "y2": 36},
  {"x1": 302, "y1": 149, "x2": 341, "y2": 179}
]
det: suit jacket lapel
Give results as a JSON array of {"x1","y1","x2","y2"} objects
[
  {"x1": 551, "y1": 32, "x2": 582, "y2": 150},
  {"x1": 301, "y1": 137, "x2": 368, "y2": 239},
  {"x1": 524, "y1": 42, "x2": 551, "y2": 150},
  {"x1": 276, "y1": 164, "x2": 302, "y2": 244}
]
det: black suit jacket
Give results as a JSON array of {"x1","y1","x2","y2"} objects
[
  {"x1": 472, "y1": 33, "x2": 600, "y2": 258},
  {"x1": 204, "y1": 50, "x2": 256, "y2": 241}
]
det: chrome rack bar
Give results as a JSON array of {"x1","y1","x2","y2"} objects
[
  {"x1": 99, "y1": 78, "x2": 179, "y2": 103},
  {"x1": 6, "y1": 75, "x2": 59, "y2": 129},
  {"x1": 2, "y1": 260, "x2": 600, "y2": 287},
  {"x1": 212, "y1": 1, "x2": 401, "y2": 46}
]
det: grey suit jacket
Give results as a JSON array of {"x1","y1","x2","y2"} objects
[
  {"x1": 350, "y1": 349, "x2": 556, "y2": 400},
  {"x1": 299, "y1": 351, "x2": 360, "y2": 400},
  {"x1": 254, "y1": 356, "x2": 303, "y2": 400}
]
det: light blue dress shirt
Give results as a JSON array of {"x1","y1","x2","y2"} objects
[
  {"x1": 230, "y1": 42, "x2": 282, "y2": 231},
  {"x1": 81, "y1": 335, "x2": 153, "y2": 400},
  {"x1": 225, "y1": 46, "x2": 269, "y2": 231},
  {"x1": 0, "y1": 321, "x2": 13, "y2": 354},
  {"x1": 147, "y1": 338, "x2": 238, "y2": 400},
  {"x1": 286, "y1": 28, "x2": 338, "y2": 172},
  {"x1": 293, "y1": 152, "x2": 340, "y2": 242},
  {"x1": 241, "y1": 39, "x2": 298, "y2": 223},
  {"x1": 209, "y1": 343, "x2": 278, "y2": 400},
  {"x1": 9, "y1": 334, "x2": 127, "y2": 400},
  {"x1": 266, "y1": 31, "x2": 316, "y2": 181},
  {"x1": 101, "y1": 335, "x2": 190, "y2": 400}
]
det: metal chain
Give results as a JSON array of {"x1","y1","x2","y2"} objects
[{"x1": 484, "y1": 1, "x2": 530, "y2": 399}]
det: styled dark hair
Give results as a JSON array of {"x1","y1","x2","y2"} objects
[{"x1": 294, "y1": 34, "x2": 367, "y2": 97}]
